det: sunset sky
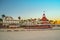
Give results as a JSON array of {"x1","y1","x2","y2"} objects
[{"x1": 0, "y1": 0, "x2": 60, "y2": 20}]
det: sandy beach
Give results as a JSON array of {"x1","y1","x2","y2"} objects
[{"x1": 0, "y1": 30, "x2": 60, "y2": 40}]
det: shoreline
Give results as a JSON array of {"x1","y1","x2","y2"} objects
[{"x1": 0, "y1": 28, "x2": 60, "y2": 32}]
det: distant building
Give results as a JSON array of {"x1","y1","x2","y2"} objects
[
  {"x1": 37, "y1": 13, "x2": 51, "y2": 29},
  {"x1": 2, "y1": 12, "x2": 52, "y2": 29},
  {"x1": 3, "y1": 16, "x2": 20, "y2": 28},
  {"x1": 24, "y1": 13, "x2": 52, "y2": 29}
]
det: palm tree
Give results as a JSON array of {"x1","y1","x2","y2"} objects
[
  {"x1": 49, "y1": 20, "x2": 54, "y2": 24},
  {"x1": 1, "y1": 14, "x2": 6, "y2": 22},
  {"x1": 0, "y1": 18, "x2": 3, "y2": 24},
  {"x1": 18, "y1": 16, "x2": 21, "y2": 20},
  {"x1": 54, "y1": 20, "x2": 57, "y2": 24},
  {"x1": 18, "y1": 16, "x2": 21, "y2": 23},
  {"x1": 0, "y1": 18, "x2": 3, "y2": 21},
  {"x1": 2, "y1": 14, "x2": 6, "y2": 18},
  {"x1": 18, "y1": 16, "x2": 21, "y2": 27},
  {"x1": 0, "y1": 18, "x2": 3, "y2": 28}
]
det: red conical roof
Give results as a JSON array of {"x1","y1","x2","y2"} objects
[{"x1": 41, "y1": 14, "x2": 48, "y2": 21}]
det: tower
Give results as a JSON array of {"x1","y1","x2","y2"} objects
[
  {"x1": 39, "y1": 11, "x2": 52, "y2": 29},
  {"x1": 41, "y1": 11, "x2": 48, "y2": 21}
]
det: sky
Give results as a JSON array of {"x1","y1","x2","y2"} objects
[{"x1": 0, "y1": 0, "x2": 60, "y2": 20}]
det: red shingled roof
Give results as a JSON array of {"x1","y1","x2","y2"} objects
[{"x1": 41, "y1": 14, "x2": 48, "y2": 21}]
